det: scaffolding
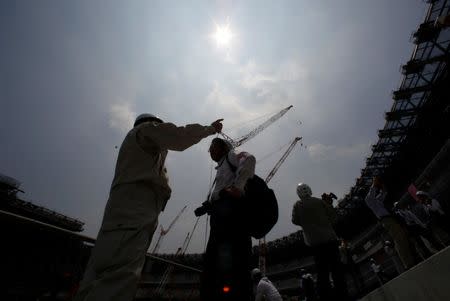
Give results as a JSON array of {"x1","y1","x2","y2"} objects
[{"x1": 338, "y1": 0, "x2": 450, "y2": 219}]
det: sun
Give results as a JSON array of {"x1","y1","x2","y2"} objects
[{"x1": 213, "y1": 24, "x2": 233, "y2": 48}]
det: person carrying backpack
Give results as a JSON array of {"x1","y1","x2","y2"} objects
[{"x1": 195, "y1": 137, "x2": 256, "y2": 301}]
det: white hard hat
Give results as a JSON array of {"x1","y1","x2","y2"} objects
[
  {"x1": 297, "y1": 183, "x2": 312, "y2": 199},
  {"x1": 134, "y1": 113, "x2": 163, "y2": 127},
  {"x1": 251, "y1": 268, "x2": 262, "y2": 279},
  {"x1": 416, "y1": 191, "x2": 430, "y2": 198}
]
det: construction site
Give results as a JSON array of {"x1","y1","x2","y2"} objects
[{"x1": 1, "y1": 0, "x2": 450, "y2": 301}]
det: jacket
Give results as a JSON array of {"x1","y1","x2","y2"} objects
[{"x1": 102, "y1": 121, "x2": 216, "y2": 230}]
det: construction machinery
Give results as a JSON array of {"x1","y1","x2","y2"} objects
[
  {"x1": 220, "y1": 105, "x2": 293, "y2": 148},
  {"x1": 151, "y1": 205, "x2": 187, "y2": 254},
  {"x1": 259, "y1": 137, "x2": 302, "y2": 274},
  {"x1": 154, "y1": 217, "x2": 201, "y2": 297}
]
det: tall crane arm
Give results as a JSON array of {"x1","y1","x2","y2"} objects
[
  {"x1": 259, "y1": 136, "x2": 302, "y2": 274},
  {"x1": 151, "y1": 205, "x2": 187, "y2": 254},
  {"x1": 161, "y1": 205, "x2": 187, "y2": 235},
  {"x1": 220, "y1": 105, "x2": 293, "y2": 148},
  {"x1": 265, "y1": 137, "x2": 302, "y2": 184}
]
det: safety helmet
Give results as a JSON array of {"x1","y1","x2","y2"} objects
[
  {"x1": 416, "y1": 191, "x2": 430, "y2": 198},
  {"x1": 297, "y1": 183, "x2": 312, "y2": 199},
  {"x1": 134, "y1": 113, "x2": 163, "y2": 127},
  {"x1": 251, "y1": 268, "x2": 262, "y2": 280}
]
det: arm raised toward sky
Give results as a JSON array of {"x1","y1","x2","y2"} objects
[{"x1": 137, "y1": 120, "x2": 222, "y2": 151}]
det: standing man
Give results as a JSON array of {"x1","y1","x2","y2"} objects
[
  {"x1": 394, "y1": 201, "x2": 443, "y2": 258},
  {"x1": 339, "y1": 240, "x2": 363, "y2": 295},
  {"x1": 364, "y1": 176, "x2": 415, "y2": 270},
  {"x1": 369, "y1": 258, "x2": 389, "y2": 285},
  {"x1": 251, "y1": 268, "x2": 283, "y2": 301},
  {"x1": 195, "y1": 137, "x2": 256, "y2": 301},
  {"x1": 417, "y1": 190, "x2": 450, "y2": 235},
  {"x1": 299, "y1": 269, "x2": 316, "y2": 301},
  {"x1": 292, "y1": 183, "x2": 348, "y2": 301},
  {"x1": 383, "y1": 240, "x2": 403, "y2": 274},
  {"x1": 75, "y1": 114, "x2": 223, "y2": 301}
]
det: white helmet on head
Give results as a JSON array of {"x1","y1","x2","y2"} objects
[
  {"x1": 251, "y1": 268, "x2": 262, "y2": 280},
  {"x1": 297, "y1": 183, "x2": 312, "y2": 199},
  {"x1": 416, "y1": 191, "x2": 430, "y2": 198},
  {"x1": 134, "y1": 113, "x2": 163, "y2": 127}
]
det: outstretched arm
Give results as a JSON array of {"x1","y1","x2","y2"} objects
[{"x1": 137, "y1": 119, "x2": 223, "y2": 151}]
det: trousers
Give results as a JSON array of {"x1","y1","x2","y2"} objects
[
  {"x1": 74, "y1": 184, "x2": 162, "y2": 301},
  {"x1": 200, "y1": 196, "x2": 252, "y2": 301}
]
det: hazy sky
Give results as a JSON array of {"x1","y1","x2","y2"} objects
[{"x1": 0, "y1": 1, "x2": 426, "y2": 253}]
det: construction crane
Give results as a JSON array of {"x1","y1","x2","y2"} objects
[
  {"x1": 265, "y1": 137, "x2": 302, "y2": 183},
  {"x1": 153, "y1": 238, "x2": 188, "y2": 297},
  {"x1": 220, "y1": 105, "x2": 293, "y2": 148},
  {"x1": 151, "y1": 205, "x2": 187, "y2": 254},
  {"x1": 154, "y1": 217, "x2": 201, "y2": 297},
  {"x1": 259, "y1": 137, "x2": 302, "y2": 274}
]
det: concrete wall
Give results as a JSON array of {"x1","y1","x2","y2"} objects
[{"x1": 362, "y1": 247, "x2": 450, "y2": 301}]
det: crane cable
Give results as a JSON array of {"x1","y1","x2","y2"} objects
[
  {"x1": 256, "y1": 140, "x2": 293, "y2": 164},
  {"x1": 225, "y1": 109, "x2": 277, "y2": 131}
]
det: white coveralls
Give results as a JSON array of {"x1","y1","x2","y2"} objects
[
  {"x1": 254, "y1": 277, "x2": 283, "y2": 301},
  {"x1": 75, "y1": 121, "x2": 216, "y2": 301}
]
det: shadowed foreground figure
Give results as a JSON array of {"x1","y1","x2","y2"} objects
[
  {"x1": 364, "y1": 176, "x2": 415, "y2": 270},
  {"x1": 74, "y1": 114, "x2": 222, "y2": 301},
  {"x1": 251, "y1": 268, "x2": 282, "y2": 301},
  {"x1": 292, "y1": 183, "x2": 348, "y2": 301},
  {"x1": 195, "y1": 137, "x2": 256, "y2": 301}
]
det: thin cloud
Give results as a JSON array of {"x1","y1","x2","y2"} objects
[
  {"x1": 307, "y1": 142, "x2": 371, "y2": 162},
  {"x1": 109, "y1": 103, "x2": 136, "y2": 134}
]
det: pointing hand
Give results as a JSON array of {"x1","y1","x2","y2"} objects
[{"x1": 211, "y1": 119, "x2": 224, "y2": 133}]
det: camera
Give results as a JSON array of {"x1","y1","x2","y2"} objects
[{"x1": 194, "y1": 201, "x2": 212, "y2": 217}]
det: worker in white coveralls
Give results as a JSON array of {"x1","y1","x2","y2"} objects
[
  {"x1": 74, "y1": 114, "x2": 223, "y2": 301},
  {"x1": 251, "y1": 268, "x2": 282, "y2": 301}
]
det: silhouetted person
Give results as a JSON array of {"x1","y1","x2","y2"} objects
[
  {"x1": 251, "y1": 268, "x2": 282, "y2": 301},
  {"x1": 196, "y1": 137, "x2": 255, "y2": 301},
  {"x1": 74, "y1": 114, "x2": 222, "y2": 301},
  {"x1": 292, "y1": 183, "x2": 348, "y2": 301},
  {"x1": 364, "y1": 176, "x2": 415, "y2": 270}
]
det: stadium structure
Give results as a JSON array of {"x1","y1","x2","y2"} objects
[{"x1": 1, "y1": 0, "x2": 449, "y2": 300}]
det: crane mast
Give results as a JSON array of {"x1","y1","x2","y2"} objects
[
  {"x1": 154, "y1": 217, "x2": 201, "y2": 297},
  {"x1": 151, "y1": 205, "x2": 187, "y2": 254},
  {"x1": 259, "y1": 137, "x2": 302, "y2": 274},
  {"x1": 265, "y1": 137, "x2": 302, "y2": 183}
]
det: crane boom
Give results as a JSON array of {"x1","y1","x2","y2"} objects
[
  {"x1": 183, "y1": 216, "x2": 201, "y2": 254},
  {"x1": 155, "y1": 231, "x2": 191, "y2": 296},
  {"x1": 259, "y1": 136, "x2": 302, "y2": 274},
  {"x1": 151, "y1": 205, "x2": 187, "y2": 254},
  {"x1": 154, "y1": 216, "x2": 202, "y2": 297},
  {"x1": 163, "y1": 205, "x2": 187, "y2": 235},
  {"x1": 221, "y1": 105, "x2": 293, "y2": 148},
  {"x1": 265, "y1": 137, "x2": 302, "y2": 184}
]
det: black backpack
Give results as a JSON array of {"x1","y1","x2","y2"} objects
[{"x1": 225, "y1": 155, "x2": 279, "y2": 239}]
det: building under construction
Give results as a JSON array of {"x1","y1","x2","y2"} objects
[{"x1": 1, "y1": 0, "x2": 450, "y2": 300}]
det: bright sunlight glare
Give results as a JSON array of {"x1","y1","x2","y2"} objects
[{"x1": 213, "y1": 24, "x2": 233, "y2": 47}]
